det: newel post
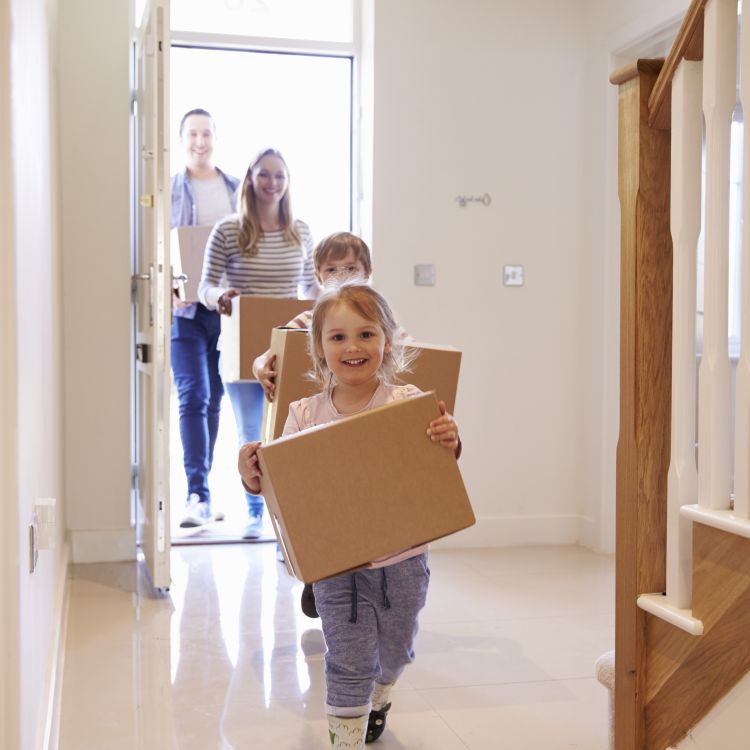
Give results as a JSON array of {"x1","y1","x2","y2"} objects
[{"x1": 610, "y1": 59, "x2": 673, "y2": 750}]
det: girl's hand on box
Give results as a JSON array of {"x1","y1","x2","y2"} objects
[
  {"x1": 254, "y1": 352, "x2": 277, "y2": 402},
  {"x1": 426, "y1": 400, "x2": 461, "y2": 458},
  {"x1": 238, "y1": 441, "x2": 263, "y2": 494},
  {"x1": 217, "y1": 288, "x2": 240, "y2": 315}
]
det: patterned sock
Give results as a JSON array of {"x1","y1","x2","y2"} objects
[
  {"x1": 370, "y1": 682, "x2": 394, "y2": 712},
  {"x1": 327, "y1": 714, "x2": 368, "y2": 749}
]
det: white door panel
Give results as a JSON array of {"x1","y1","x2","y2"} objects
[{"x1": 133, "y1": 0, "x2": 171, "y2": 590}]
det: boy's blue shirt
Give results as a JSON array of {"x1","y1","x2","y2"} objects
[{"x1": 170, "y1": 167, "x2": 240, "y2": 319}]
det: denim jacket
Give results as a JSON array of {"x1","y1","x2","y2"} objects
[{"x1": 171, "y1": 167, "x2": 240, "y2": 318}]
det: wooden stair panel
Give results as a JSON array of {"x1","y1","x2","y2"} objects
[
  {"x1": 643, "y1": 524, "x2": 750, "y2": 750},
  {"x1": 692, "y1": 524, "x2": 750, "y2": 628},
  {"x1": 644, "y1": 614, "x2": 698, "y2": 704}
]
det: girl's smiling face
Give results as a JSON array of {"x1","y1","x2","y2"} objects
[{"x1": 318, "y1": 302, "x2": 391, "y2": 390}]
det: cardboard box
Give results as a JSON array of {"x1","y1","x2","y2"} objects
[
  {"x1": 403, "y1": 341, "x2": 461, "y2": 415},
  {"x1": 220, "y1": 296, "x2": 314, "y2": 382},
  {"x1": 261, "y1": 327, "x2": 318, "y2": 443},
  {"x1": 171, "y1": 225, "x2": 213, "y2": 302},
  {"x1": 258, "y1": 391, "x2": 474, "y2": 583},
  {"x1": 261, "y1": 330, "x2": 462, "y2": 442}
]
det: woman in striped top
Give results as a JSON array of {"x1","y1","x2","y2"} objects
[{"x1": 199, "y1": 148, "x2": 320, "y2": 539}]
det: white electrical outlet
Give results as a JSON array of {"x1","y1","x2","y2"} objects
[
  {"x1": 414, "y1": 264, "x2": 436, "y2": 286},
  {"x1": 35, "y1": 497, "x2": 57, "y2": 550},
  {"x1": 503, "y1": 265, "x2": 524, "y2": 286}
]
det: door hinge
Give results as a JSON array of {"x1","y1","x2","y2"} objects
[{"x1": 140, "y1": 193, "x2": 154, "y2": 208}]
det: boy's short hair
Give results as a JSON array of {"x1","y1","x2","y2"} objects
[{"x1": 313, "y1": 232, "x2": 373, "y2": 276}]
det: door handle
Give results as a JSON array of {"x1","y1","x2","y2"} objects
[{"x1": 131, "y1": 266, "x2": 154, "y2": 326}]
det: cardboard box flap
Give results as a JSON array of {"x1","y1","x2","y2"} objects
[
  {"x1": 258, "y1": 391, "x2": 474, "y2": 582},
  {"x1": 171, "y1": 225, "x2": 213, "y2": 302},
  {"x1": 261, "y1": 327, "x2": 316, "y2": 443}
]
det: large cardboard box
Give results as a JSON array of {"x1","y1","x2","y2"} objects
[
  {"x1": 258, "y1": 391, "x2": 474, "y2": 583},
  {"x1": 221, "y1": 296, "x2": 314, "y2": 382},
  {"x1": 261, "y1": 329, "x2": 462, "y2": 442},
  {"x1": 171, "y1": 225, "x2": 213, "y2": 302}
]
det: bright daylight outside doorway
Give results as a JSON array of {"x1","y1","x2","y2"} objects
[{"x1": 169, "y1": 40, "x2": 353, "y2": 543}]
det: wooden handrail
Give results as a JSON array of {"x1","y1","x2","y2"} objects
[
  {"x1": 610, "y1": 59, "x2": 664, "y2": 86},
  {"x1": 648, "y1": 0, "x2": 709, "y2": 129}
]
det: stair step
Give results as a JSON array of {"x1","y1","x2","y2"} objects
[
  {"x1": 681, "y1": 504, "x2": 750, "y2": 539},
  {"x1": 637, "y1": 593, "x2": 704, "y2": 635}
]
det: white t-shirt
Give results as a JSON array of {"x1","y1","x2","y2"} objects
[{"x1": 192, "y1": 176, "x2": 233, "y2": 226}]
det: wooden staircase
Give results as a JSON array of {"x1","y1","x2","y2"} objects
[{"x1": 610, "y1": 1, "x2": 750, "y2": 747}]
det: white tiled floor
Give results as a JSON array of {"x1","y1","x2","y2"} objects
[{"x1": 59, "y1": 544, "x2": 614, "y2": 749}]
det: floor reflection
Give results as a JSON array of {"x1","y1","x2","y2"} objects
[{"x1": 60, "y1": 544, "x2": 614, "y2": 750}]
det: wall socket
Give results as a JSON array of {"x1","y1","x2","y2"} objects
[
  {"x1": 414, "y1": 264, "x2": 436, "y2": 286},
  {"x1": 503, "y1": 265, "x2": 524, "y2": 286},
  {"x1": 35, "y1": 497, "x2": 57, "y2": 550}
]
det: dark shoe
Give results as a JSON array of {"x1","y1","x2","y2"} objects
[
  {"x1": 301, "y1": 583, "x2": 319, "y2": 618},
  {"x1": 365, "y1": 702, "x2": 391, "y2": 743}
]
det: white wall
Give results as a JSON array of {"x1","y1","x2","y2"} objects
[
  {"x1": 369, "y1": 0, "x2": 588, "y2": 547},
  {"x1": 6, "y1": 0, "x2": 68, "y2": 747},
  {"x1": 578, "y1": 0, "x2": 690, "y2": 552},
  {"x1": 58, "y1": 0, "x2": 133, "y2": 563},
  {"x1": 0, "y1": 0, "x2": 21, "y2": 745}
]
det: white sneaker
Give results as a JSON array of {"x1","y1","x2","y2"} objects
[
  {"x1": 179, "y1": 494, "x2": 215, "y2": 528},
  {"x1": 242, "y1": 515, "x2": 264, "y2": 539}
]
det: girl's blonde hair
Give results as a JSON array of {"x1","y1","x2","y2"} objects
[
  {"x1": 238, "y1": 148, "x2": 301, "y2": 256},
  {"x1": 309, "y1": 283, "x2": 415, "y2": 389}
]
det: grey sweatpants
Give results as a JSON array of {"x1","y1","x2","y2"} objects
[{"x1": 314, "y1": 552, "x2": 430, "y2": 717}]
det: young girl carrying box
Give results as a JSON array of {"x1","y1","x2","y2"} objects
[{"x1": 238, "y1": 283, "x2": 461, "y2": 749}]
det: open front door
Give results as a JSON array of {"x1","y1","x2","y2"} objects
[{"x1": 132, "y1": 0, "x2": 171, "y2": 590}]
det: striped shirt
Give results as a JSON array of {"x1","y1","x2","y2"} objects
[{"x1": 198, "y1": 216, "x2": 318, "y2": 309}]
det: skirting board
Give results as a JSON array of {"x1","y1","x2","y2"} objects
[
  {"x1": 70, "y1": 529, "x2": 136, "y2": 563},
  {"x1": 71, "y1": 518, "x2": 587, "y2": 557},
  {"x1": 40, "y1": 537, "x2": 70, "y2": 750},
  {"x1": 430, "y1": 513, "x2": 582, "y2": 549}
]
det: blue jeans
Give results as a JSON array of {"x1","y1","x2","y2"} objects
[
  {"x1": 224, "y1": 381, "x2": 265, "y2": 518},
  {"x1": 171, "y1": 304, "x2": 223, "y2": 505}
]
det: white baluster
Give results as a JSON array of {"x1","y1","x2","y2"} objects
[
  {"x1": 668, "y1": 60, "x2": 703, "y2": 608},
  {"x1": 735, "y1": 0, "x2": 750, "y2": 519},
  {"x1": 698, "y1": 0, "x2": 736, "y2": 510}
]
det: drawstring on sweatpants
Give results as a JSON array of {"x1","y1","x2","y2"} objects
[
  {"x1": 349, "y1": 574, "x2": 358, "y2": 623},
  {"x1": 349, "y1": 569, "x2": 392, "y2": 624},
  {"x1": 381, "y1": 568, "x2": 391, "y2": 610}
]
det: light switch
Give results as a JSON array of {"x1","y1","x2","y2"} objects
[
  {"x1": 414, "y1": 264, "x2": 436, "y2": 286},
  {"x1": 503, "y1": 265, "x2": 524, "y2": 286}
]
